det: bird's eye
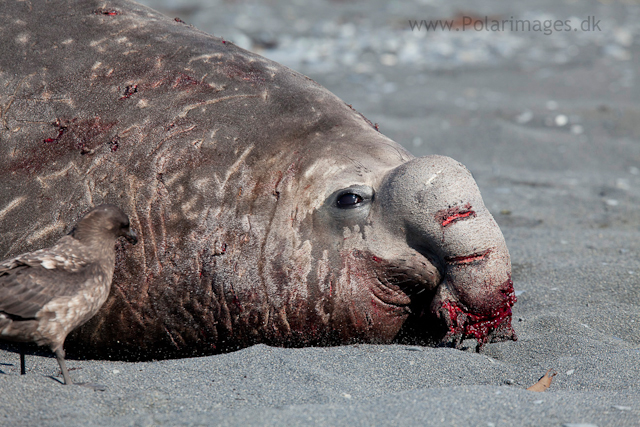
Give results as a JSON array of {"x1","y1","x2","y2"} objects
[{"x1": 337, "y1": 193, "x2": 363, "y2": 208}]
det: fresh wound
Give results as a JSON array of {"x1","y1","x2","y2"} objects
[{"x1": 436, "y1": 203, "x2": 476, "y2": 228}]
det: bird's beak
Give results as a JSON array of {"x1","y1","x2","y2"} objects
[{"x1": 125, "y1": 229, "x2": 138, "y2": 245}]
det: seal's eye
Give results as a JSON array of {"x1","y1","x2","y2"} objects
[{"x1": 337, "y1": 193, "x2": 363, "y2": 208}]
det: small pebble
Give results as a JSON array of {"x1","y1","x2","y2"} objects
[
  {"x1": 555, "y1": 114, "x2": 568, "y2": 126},
  {"x1": 566, "y1": 369, "x2": 574, "y2": 375},
  {"x1": 615, "y1": 178, "x2": 630, "y2": 190}
]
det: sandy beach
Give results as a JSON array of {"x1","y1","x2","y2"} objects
[{"x1": 1, "y1": 0, "x2": 639, "y2": 425}]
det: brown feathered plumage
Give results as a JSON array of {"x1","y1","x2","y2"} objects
[{"x1": 0, "y1": 204, "x2": 137, "y2": 385}]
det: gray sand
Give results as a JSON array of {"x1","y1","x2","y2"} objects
[{"x1": 1, "y1": 0, "x2": 639, "y2": 425}]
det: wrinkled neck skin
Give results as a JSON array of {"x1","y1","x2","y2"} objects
[
  {"x1": 195, "y1": 126, "x2": 418, "y2": 351},
  {"x1": 255, "y1": 129, "x2": 417, "y2": 347}
]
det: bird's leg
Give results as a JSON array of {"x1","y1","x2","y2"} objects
[
  {"x1": 54, "y1": 348, "x2": 72, "y2": 385},
  {"x1": 19, "y1": 344, "x2": 25, "y2": 375},
  {"x1": 54, "y1": 347, "x2": 106, "y2": 390}
]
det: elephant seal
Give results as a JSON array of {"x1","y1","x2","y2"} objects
[{"x1": 0, "y1": 0, "x2": 516, "y2": 360}]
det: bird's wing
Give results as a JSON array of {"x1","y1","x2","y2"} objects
[{"x1": 0, "y1": 244, "x2": 90, "y2": 319}]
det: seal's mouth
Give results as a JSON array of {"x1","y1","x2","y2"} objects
[
  {"x1": 362, "y1": 249, "x2": 517, "y2": 348},
  {"x1": 437, "y1": 281, "x2": 517, "y2": 348}
]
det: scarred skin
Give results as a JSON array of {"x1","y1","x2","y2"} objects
[{"x1": 0, "y1": 0, "x2": 516, "y2": 360}]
